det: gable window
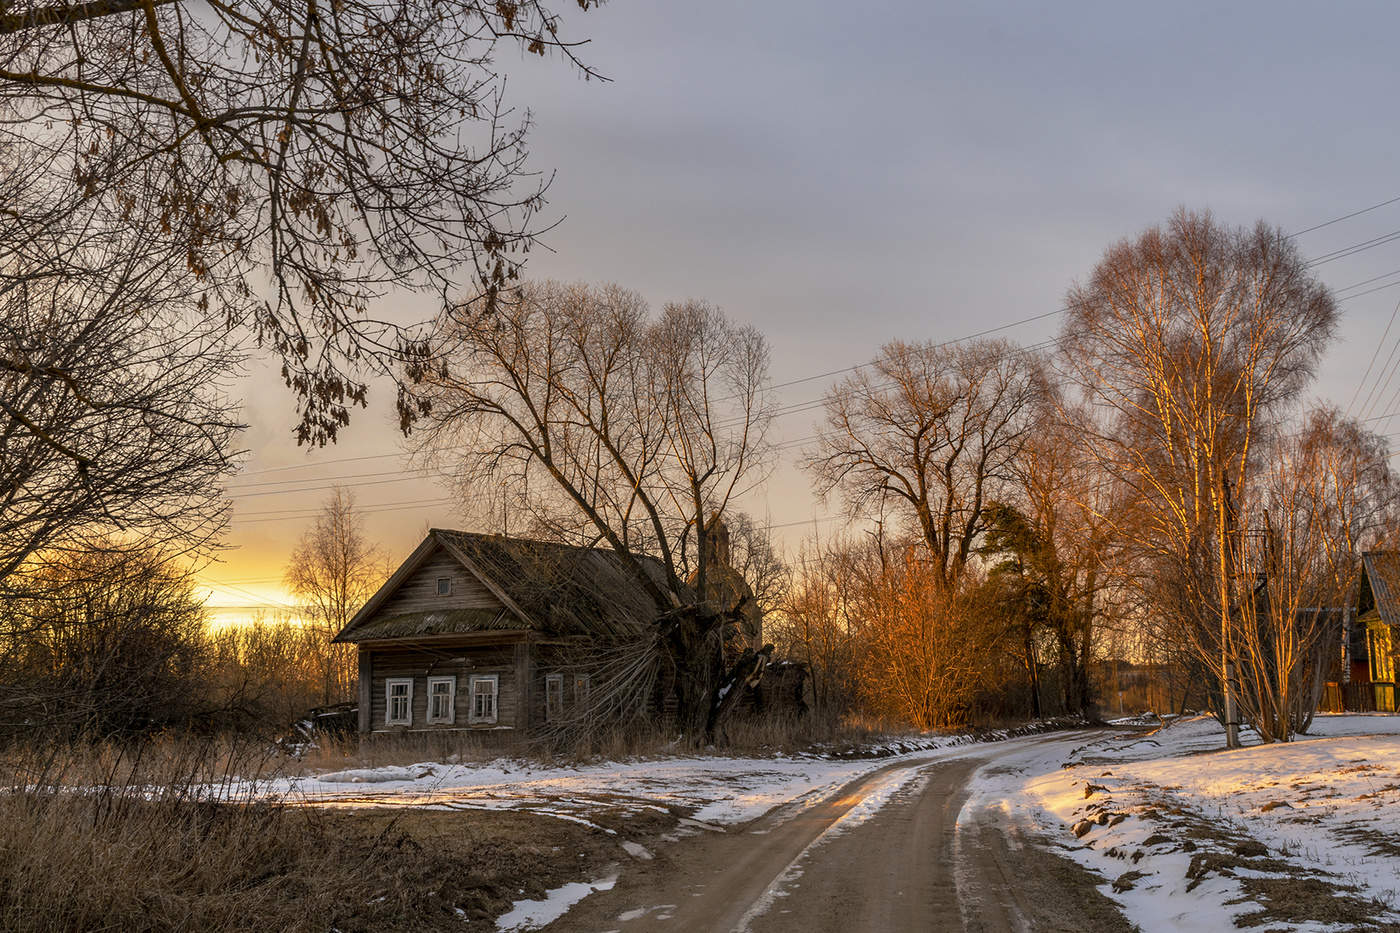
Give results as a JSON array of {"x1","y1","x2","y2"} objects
[
  {"x1": 573, "y1": 674, "x2": 591, "y2": 708},
  {"x1": 385, "y1": 678, "x2": 413, "y2": 726},
  {"x1": 436, "y1": 577, "x2": 452, "y2": 596},
  {"x1": 469, "y1": 674, "x2": 498, "y2": 724},
  {"x1": 427, "y1": 676, "x2": 456, "y2": 724},
  {"x1": 545, "y1": 673, "x2": 564, "y2": 720}
]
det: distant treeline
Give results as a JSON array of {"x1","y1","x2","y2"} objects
[{"x1": 0, "y1": 545, "x2": 353, "y2": 740}]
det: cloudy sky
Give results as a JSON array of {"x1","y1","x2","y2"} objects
[{"x1": 204, "y1": 1, "x2": 1400, "y2": 621}]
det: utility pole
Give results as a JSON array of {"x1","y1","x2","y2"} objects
[{"x1": 1220, "y1": 478, "x2": 1241, "y2": 749}]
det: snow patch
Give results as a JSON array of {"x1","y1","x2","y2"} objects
[
  {"x1": 620, "y1": 841, "x2": 652, "y2": 860},
  {"x1": 495, "y1": 872, "x2": 618, "y2": 931},
  {"x1": 313, "y1": 765, "x2": 433, "y2": 784}
]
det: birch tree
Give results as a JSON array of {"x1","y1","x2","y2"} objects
[
  {"x1": 1230, "y1": 408, "x2": 1396, "y2": 740},
  {"x1": 284, "y1": 488, "x2": 388, "y2": 705},
  {"x1": 1060, "y1": 209, "x2": 1337, "y2": 744}
]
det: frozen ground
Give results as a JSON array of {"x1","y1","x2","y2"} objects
[
  {"x1": 259, "y1": 741, "x2": 974, "y2": 830},
  {"x1": 240, "y1": 728, "x2": 1067, "y2": 931},
  {"x1": 236, "y1": 716, "x2": 1400, "y2": 930},
  {"x1": 246, "y1": 727, "x2": 1067, "y2": 830},
  {"x1": 994, "y1": 714, "x2": 1400, "y2": 932}
]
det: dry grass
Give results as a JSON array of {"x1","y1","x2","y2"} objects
[
  {"x1": 0, "y1": 793, "x2": 636, "y2": 932},
  {"x1": 291, "y1": 729, "x2": 525, "y2": 773},
  {"x1": 0, "y1": 733, "x2": 643, "y2": 933}
]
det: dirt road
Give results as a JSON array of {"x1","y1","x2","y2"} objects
[{"x1": 551, "y1": 733, "x2": 1133, "y2": 932}]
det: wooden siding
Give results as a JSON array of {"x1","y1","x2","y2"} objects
[
  {"x1": 367, "y1": 643, "x2": 521, "y2": 733},
  {"x1": 358, "y1": 647, "x2": 371, "y2": 733},
  {"x1": 375, "y1": 550, "x2": 505, "y2": 618},
  {"x1": 530, "y1": 644, "x2": 594, "y2": 724}
]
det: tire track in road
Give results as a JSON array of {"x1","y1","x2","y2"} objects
[{"x1": 551, "y1": 731, "x2": 1132, "y2": 932}]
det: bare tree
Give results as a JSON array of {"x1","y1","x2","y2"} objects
[
  {"x1": 0, "y1": 1, "x2": 602, "y2": 443},
  {"x1": 1060, "y1": 209, "x2": 1337, "y2": 745},
  {"x1": 284, "y1": 488, "x2": 388, "y2": 706},
  {"x1": 979, "y1": 397, "x2": 1118, "y2": 717},
  {"x1": 0, "y1": 187, "x2": 240, "y2": 587},
  {"x1": 1228, "y1": 408, "x2": 1396, "y2": 740},
  {"x1": 0, "y1": 543, "x2": 210, "y2": 737},
  {"x1": 412, "y1": 281, "x2": 772, "y2": 738},
  {"x1": 807, "y1": 338, "x2": 1040, "y2": 590},
  {"x1": 769, "y1": 536, "x2": 859, "y2": 720}
]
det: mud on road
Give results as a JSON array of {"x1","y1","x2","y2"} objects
[{"x1": 551, "y1": 733, "x2": 1133, "y2": 932}]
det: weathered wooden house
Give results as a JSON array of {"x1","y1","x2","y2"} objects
[
  {"x1": 333, "y1": 529, "x2": 668, "y2": 738},
  {"x1": 1319, "y1": 551, "x2": 1399, "y2": 713}
]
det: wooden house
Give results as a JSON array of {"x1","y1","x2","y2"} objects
[
  {"x1": 333, "y1": 529, "x2": 668, "y2": 739},
  {"x1": 1319, "y1": 551, "x2": 1399, "y2": 713}
]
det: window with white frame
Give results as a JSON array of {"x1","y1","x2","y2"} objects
[
  {"x1": 385, "y1": 678, "x2": 413, "y2": 726},
  {"x1": 427, "y1": 676, "x2": 456, "y2": 724},
  {"x1": 545, "y1": 673, "x2": 564, "y2": 720},
  {"x1": 435, "y1": 576, "x2": 452, "y2": 596},
  {"x1": 573, "y1": 674, "x2": 591, "y2": 707},
  {"x1": 468, "y1": 674, "x2": 498, "y2": 724}
]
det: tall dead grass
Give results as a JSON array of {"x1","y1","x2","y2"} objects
[
  {"x1": 0, "y1": 739, "x2": 346, "y2": 932},
  {"x1": 0, "y1": 735, "x2": 540, "y2": 932}
]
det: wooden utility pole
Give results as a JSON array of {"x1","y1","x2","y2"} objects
[{"x1": 1220, "y1": 478, "x2": 1241, "y2": 748}]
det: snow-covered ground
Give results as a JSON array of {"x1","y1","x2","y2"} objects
[
  {"x1": 996, "y1": 714, "x2": 1400, "y2": 932},
  {"x1": 251, "y1": 730, "x2": 1028, "y2": 829},
  {"x1": 235, "y1": 715, "x2": 1400, "y2": 931}
]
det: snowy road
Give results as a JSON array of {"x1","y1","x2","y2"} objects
[{"x1": 550, "y1": 731, "x2": 1130, "y2": 932}]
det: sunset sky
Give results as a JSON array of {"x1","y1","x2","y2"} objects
[{"x1": 200, "y1": 2, "x2": 1400, "y2": 622}]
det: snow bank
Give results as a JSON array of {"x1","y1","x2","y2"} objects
[{"x1": 1006, "y1": 715, "x2": 1400, "y2": 932}]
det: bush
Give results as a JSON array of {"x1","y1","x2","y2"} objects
[{"x1": 0, "y1": 547, "x2": 209, "y2": 738}]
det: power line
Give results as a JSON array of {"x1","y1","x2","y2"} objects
[
  {"x1": 1286, "y1": 194, "x2": 1400, "y2": 239},
  {"x1": 1307, "y1": 227, "x2": 1400, "y2": 267},
  {"x1": 232, "y1": 497, "x2": 457, "y2": 523},
  {"x1": 1334, "y1": 266, "x2": 1400, "y2": 295},
  {"x1": 1346, "y1": 294, "x2": 1400, "y2": 419},
  {"x1": 759, "y1": 307, "x2": 1068, "y2": 395},
  {"x1": 215, "y1": 199, "x2": 1400, "y2": 492},
  {"x1": 226, "y1": 474, "x2": 435, "y2": 500},
  {"x1": 225, "y1": 466, "x2": 432, "y2": 492},
  {"x1": 234, "y1": 495, "x2": 454, "y2": 519},
  {"x1": 199, "y1": 580, "x2": 298, "y2": 612},
  {"x1": 214, "y1": 198, "x2": 1400, "y2": 522},
  {"x1": 234, "y1": 452, "x2": 407, "y2": 478}
]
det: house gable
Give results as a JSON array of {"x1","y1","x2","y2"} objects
[
  {"x1": 376, "y1": 546, "x2": 505, "y2": 618},
  {"x1": 1362, "y1": 551, "x2": 1400, "y2": 627},
  {"x1": 333, "y1": 534, "x2": 530, "y2": 643},
  {"x1": 336, "y1": 528, "x2": 670, "y2": 644}
]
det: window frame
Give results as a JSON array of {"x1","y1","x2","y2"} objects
[
  {"x1": 426, "y1": 675, "x2": 456, "y2": 725},
  {"x1": 435, "y1": 576, "x2": 453, "y2": 597},
  {"x1": 468, "y1": 673, "x2": 499, "y2": 725},
  {"x1": 385, "y1": 677, "x2": 413, "y2": 727},
  {"x1": 545, "y1": 673, "x2": 564, "y2": 721},
  {"x1": 573, "y1": 674, "x2": 591, "y2": 708}
]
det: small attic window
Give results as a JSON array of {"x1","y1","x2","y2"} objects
[{"x1": 435, "y1": 577, "x2": 452, "y2": 596}]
